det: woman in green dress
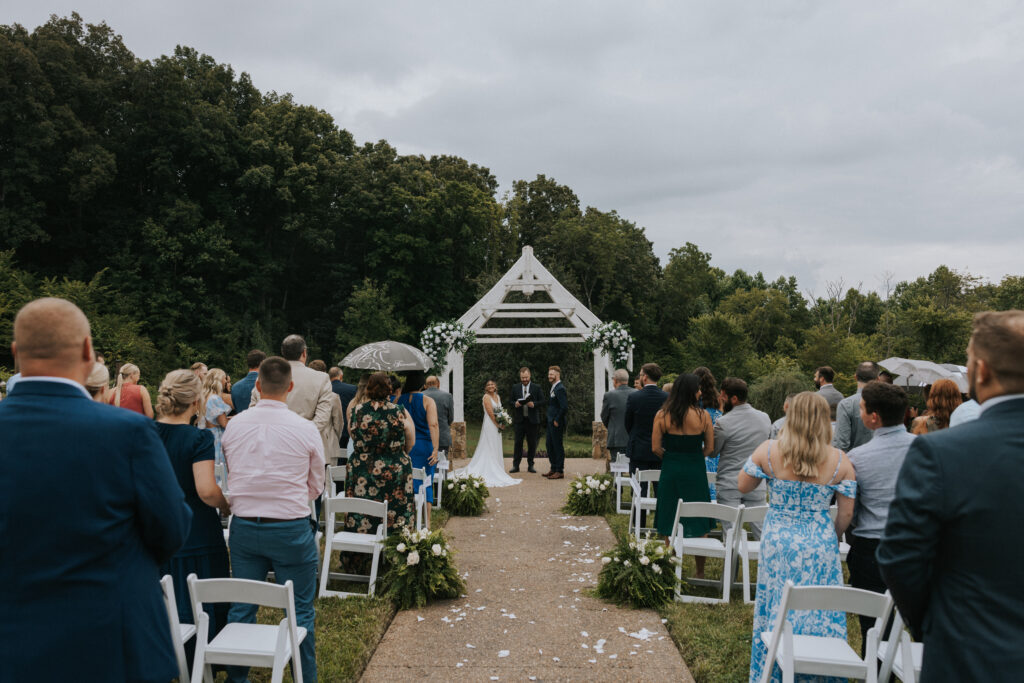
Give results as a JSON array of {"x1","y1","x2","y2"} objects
[
  {"x1": 653, "y1": 373, "x2": 715, "y2": 577},
  {"x1": 346, "y1": 372, "x2": 416, "y2": 534}
]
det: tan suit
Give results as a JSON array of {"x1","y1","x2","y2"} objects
[
  {"x1": 324, "y1": 393, "x2": 345, "y2": 465},
  {"x1": 250, "y1": 361, "x2": 335, "y2": 439}
]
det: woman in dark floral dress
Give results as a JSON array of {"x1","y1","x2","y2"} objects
[{"x1": 346, "y1": 372, "x2": 416, "y2": 533}]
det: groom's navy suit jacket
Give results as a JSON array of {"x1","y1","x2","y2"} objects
[
  {"x1": 878, "y1": 396, "x2": 1024, "y2": 680},
  {"x1": 509, "y1": 382, "x2": 545, "y2": 425},
  {"x1": 0, "y1": 380, "x2": 192, "y2": 682}
]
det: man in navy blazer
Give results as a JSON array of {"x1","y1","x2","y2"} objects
[
  {"x1": 878, "y1": 310, "x2": 1024, "y2": 680},
  {"x1": 625, "y1": 363, "x2": 669, "y2": 528},
  {"x1": 0, "y1": 298, "x2": 192, "y2": 682},
  {"x1": 544, "y1": 365, "x2": 569, "y2": 479},
  {"x1": 231, "y1": 348, "x2": 266, "y2": 415},
  {"x1": 329, "y1": 366, "x2": 358, "y2": 449}
]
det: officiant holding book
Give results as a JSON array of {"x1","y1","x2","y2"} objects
[{"x1": 509, "y1": 367, "x2": 545, "y2": 473}]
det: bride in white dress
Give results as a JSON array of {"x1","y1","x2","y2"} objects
[{"x1": 455, "y1": 380, "x2": 522, "y2": 487}]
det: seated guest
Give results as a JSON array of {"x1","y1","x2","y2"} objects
[
  {"x1": 200, "y1": 368, "x2": 232, "y2": 469},
  {"x1": 108, "y1": 362, "x2": 155, "y2": 418},
  {"x1": 155, "y1": 370, "x2": 230, "y2": 658},
  {"x1": 348, "y1": 372, "x2": 416, "y2": 533},
  {"x1": 845, "y1": 381, "x2": 915, "y2": 654},
  {"x1": 230, "y1": 349, "x2": 265, "y2": 415},
  {"x1": 85, "y1": 361, "x2": 110, "y2": 402},
  {"x1": 911, "y1": 378, "x2": 962, "y2": 434},
  {"x1": 652, "y1": 373, "x2": 714, "y2": 577},
  {"x1": 0, "y1": 298, "x2": 190, "y2": 681},
  {"x1": 222, "y1": 356, "x2": 324, "y2": 683}
]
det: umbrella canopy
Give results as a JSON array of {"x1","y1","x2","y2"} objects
[
  {"x1": 878, "y1": 357, "x2": 956, "y2": 387},
  {"x1": 340, "y1": 340, "x2": 433, "y2": 372}
]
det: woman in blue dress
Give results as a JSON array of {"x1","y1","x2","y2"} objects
[
  {"x1": 396, "y1": 370, "x2": 439, "y2": 526},
  {"x1": 738, "y1": 391, "x2": 856, "y2": 683},
  {"x1": 694, "y1": 367, "x2": 723, "y2": 499},
  {"x1": 200, "y1": 369, "x2": 232, "y2": 477}
]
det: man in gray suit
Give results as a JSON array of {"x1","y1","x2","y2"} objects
[
  {"x1": 814, "y1": 366, "x2": 844, "y2": 420},
  {"x1": 250, "y1": 335, "x2": 334, "y2": 443},
  {"x1": 712, "y1": 377, "x2": 771, "y2": 537},
  {"x1": 423, "y1": 375, "x2": 453, "y2": 456},
  {"x1": 833, "y1": 361, "x2": 879, "y2": 451},
  {"x1": 601, "y1": 368, "x2": 636, "y2": 461}
]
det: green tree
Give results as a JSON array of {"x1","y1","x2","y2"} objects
[{"x1": 335, "y1": 279, "x2": 412, "y2": 354}]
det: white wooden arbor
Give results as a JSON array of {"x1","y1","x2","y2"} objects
[{"x1": 441, "y1": 246, "x2": 632, "y2": 423}]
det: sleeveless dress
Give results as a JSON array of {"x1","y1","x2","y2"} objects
[
  {"x1": 455, "y1": 396, "x2": 522, "y2": 487},
  {"x1": 702, "y1": 403, "x2": 723, "y2": 499},
  {"x1": 108, "y1": 383, "x2": 145, "y2": 414},
  {"x1": 397, "y1": 392, "x2": 435, "y2": 504},
  {"x1": 745, "y1": 450, "x2": 857, "y2": 683},
  {"x1": 347, "y1": 400, "x2": 414, "y2": 533},
  {"x1": 654, "y1": 433, "x2": 712, "y2": 537}
]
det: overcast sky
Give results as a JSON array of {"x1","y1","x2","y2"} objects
[{"x1": 5, "y1": 1, "x2": 1024, "y2": 295}]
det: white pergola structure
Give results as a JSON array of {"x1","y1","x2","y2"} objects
[{"x1": 441, "y1": 246, "x2": 631, "y2": 423}]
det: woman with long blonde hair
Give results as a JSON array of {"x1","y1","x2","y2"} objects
[
  {"x1": 738, "y1": 391, "x2": 857, "y2": 683},
  {"x1": 108, "y1": 362, "x2": 154, "y2": 418},
  {"x1": 199, "y1": 368, "x2": 232, "y2": 467}
]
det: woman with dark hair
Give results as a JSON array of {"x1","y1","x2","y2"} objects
[
  {"x1": 693, "y1": 366, "x2": 722, "y2": 498},
  {"x1": 396, "y1": 370, "x2": 439, "y2": 525},
  {"x1": 912, "y1": 378, "x2": 962, "y2": 434},
  {"x1": 652, "y1": 374, "x2": 715, "y2": 575},
  {"x1": 347, "y1": 372, "x2": 416, "y2": 533}
]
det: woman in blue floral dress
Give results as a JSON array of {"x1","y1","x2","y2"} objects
[
  {"x1": 738, "y1": 392, "x2": 856, "y2": 683},
  {"x1": 694, "y1": 367, "x2": 723, "y2": 499},
  {"x1": 200, "y1": 369, "x2": 232, "y2": 476}
]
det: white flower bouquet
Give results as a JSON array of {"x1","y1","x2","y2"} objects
[
  {"x1": 419, "y1": 320, "x2": 476, "y2": 374},
  {"x1": 583, "y1": 321, "x2": 634, "y2": 368},
  {"x1": 379, "y1": 525, "x2": 464, "y2": 609},
  {"x1": 562, "y1": 473, "x2": 615, "y2": 515},
  {"x1": 442, "y1": 474, "x2": 490, "y2": 516},
  {"x1": 596, "y1": 533, "x2": 680, "y2": 608},
  {"x1": 494, "y1": 407, "x2": 512, "y2": 430}
]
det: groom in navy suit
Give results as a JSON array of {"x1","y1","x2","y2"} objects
[
  {"x1": 545, "y1": 365, "x2": 569, "y2": 479},
  {"x1": 0, "y1": 298, "x2": 192, "y2": 682}
]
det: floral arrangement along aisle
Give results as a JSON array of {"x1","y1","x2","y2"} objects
[
  {"x1": 596, "y1": 533, "x2": 680, "y2": 608},
  {"x1": 419, "y1": 320, "x2": 476, "y2": 374},
  {"x1": 378, "y1": 526, "x2": 465, "y2": 609},
  {"x1": 562, "y1": 473, "x2": 615, "y2": 515},
  {"x1": 442, "y1": 474, "x2": 490, "y2": 516},
  {"x1": 583, "y1": 321, "x2": 634, "y2": 368}
]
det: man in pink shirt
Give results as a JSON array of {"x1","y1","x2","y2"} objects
[{"x1": 223, "y1": 356, "x2": 325, "y2": 683}]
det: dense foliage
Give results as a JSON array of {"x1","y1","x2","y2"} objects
[
  {"x1": 563, "y1": 473, "x2": 616, "y2": 515},
  {"x1": 596, "y1": 534, "x2": 680, "y2": 609},
  {"x1": 441, "y1": 475, "x2": 490, "y2": 516},
  {"x1": 378, "y1": 526, "x2": 464, "y2": 610},
  {"x1": 3, "y1": 15, "x2": 1022, "y2": 426}
]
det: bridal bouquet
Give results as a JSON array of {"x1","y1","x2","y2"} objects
[
  {"x1": 494, "y1": 407, "x2": 512, "y2": 430},
  {"x1": 379, "y1": 526, "x2": 465, "y2": 609},
  {"x1": 442, "y1": 474, "x2": 490, "y2": 516},
  {"x1": 419, "y1": 320, "x2": 476, "y2": 374},
  {"x1": 583, "y1": 321, "x2": 634, "y2": 368},
  {"x1": 562, "y1": 473, "x2": 615, "y2": 515},
  {"x1": 596, "y1": 533, "x2": 681, "y2": 608}
]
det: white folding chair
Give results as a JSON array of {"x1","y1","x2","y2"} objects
[
  {"x1": 161, "y1": 575, "x2": 196, "y2": 683},
  {"x1": 412, "y1": 467, "x2": 430, "y2": 531},
  {"x1": 670, "y1": 501, "x2": 743, "y2": 604},
  {"x1": 610, "y1": 453, "x2": 631, "y2": 514},
  {"x1": 734, "y1": 505, "x2": 770, "y2": 603},
  {"x1": 878, "y1": 607, "x2": 923, "y2": 682},
  {"x1": 187, "y1": 574, "x2": 306, "y2": 683},
  {"x1": 758, "y1": 581, "x2": 893, "y2": 683},
  {"x1": 628, "y1": 469, "x2": 661, "y2": 539},
  {"x1": 435, "y1": 452, "x2": 449, "y2": 507},
  {"x1": 318, "y1": 496, "x2": 388, "y2": 598},
  {"x1": 327, "y1": 464, "x2": 347, "y2": 498}
]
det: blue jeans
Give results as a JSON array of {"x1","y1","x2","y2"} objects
[{"x1": 226, "y1": 518, "x2": 319, "y2": 683}]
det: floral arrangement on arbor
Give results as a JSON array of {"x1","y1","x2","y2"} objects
[
  {"x1": 562, "y1": 473, "x2": 615, "y2": 515},
  {"x1": 378, "y1": 526, "x2": 465, "y2": 609},
  {"x1": 442, "y1": 474, "x2": 490, "y2": 516},
  {"x1": 419, "y1": 320, "x2": 476, "y2": 374},
  {"x1": 583, "y1": 321, "x2": 634, "y2": 368},
  {"x1": 595, "y1": 533, "x2": 681, "y2": 608}
]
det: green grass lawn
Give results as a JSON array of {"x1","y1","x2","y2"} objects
[{"x1": 462, "y1": 420, "x2": 595, "y2": 458}]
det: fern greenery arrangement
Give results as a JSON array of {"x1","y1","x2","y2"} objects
[
  {"x1": 378, "y1": 526, "x2": 465, "y2": 609},
  {"x1": 562, "y1": 473, "x2": 615, "y2": 515},
  {"x1": 441, "y1": 474, "x2": 490, "y2": 516},
  {"x1": 595, "y1": 533, "x2": 680, "y2": 608}
]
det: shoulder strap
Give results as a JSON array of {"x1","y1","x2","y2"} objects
[
  {"x1": 828, "y1": 449, "x2": 843, "y2": 484},
  {"x1": 766, "y1": 443, "x2": 777, "y2": 477}
]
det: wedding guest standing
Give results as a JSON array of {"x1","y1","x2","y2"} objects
[
  {"x1": 330, "y1": 366, "x2": 357, "y2": 449},
  {"x1": 814, "y1": 365, "x2": 844, "y2": 420},
  {"x1": 544, "y1": 365, "x2": 569, "y2": 479},
  {"x1": 345, "y1": 374, "x2": 370, "y2": 457},
  {"x1": 397, "y1": 370, "x2": 439, "y2": 525},
  {"x1": 878, "y1": 311, "x2": 1024, "y2": 680},
  {"x1": 424, "y1": 375, "x2": 454, "y2": 460},
  {"x1": 230, "y1": 350, "x2": 264, "y2": 416},
  {"x1": 191, "y1": 362, "x2": 208, "y2": 381},
  {"x1": 510, "y1": 367, "x2": 545, "y2": 473},
  {"x1": 108, "y1": 362, "x2": 155, "y2": 418},
  {"x1": 200, "y1": 369, "x2": 232, "y2": 468},
  {"x1": 155, "y1": 370, "x2": 230, "y2": 654},
  {"x1": 833, "y1": 361, "x2": 879, "y2": 451},
  {"x1": 694, "y1": 366, "x2": 723, "y2": 498},
  {"x1": 601, "y1": 368, "x2": 636, "y2": 464},
  {"x1": 652, "y1": 374, "x2": 714, "y2": 577},
  {"x1": 0, "y1": 298, "x2": 190, "y2": 681},
  {"x1": 85, "y1": 361, "x2": 110, "y2": 402},
  {"x1": 249, "y1": 334, "x2": 334, "y2": 443},
  {"x1": 712, "y1": 377, "x2": 771, "y2": 536},
  {"x1": 625, "y1": 363, "x2": 669, "y2": 527},
  {"x1": 911, "y1": 377, "x2": 962, "y2": 434},
  {"x1": 348, "y1": 373, "x2": 416, "y2": 532}
]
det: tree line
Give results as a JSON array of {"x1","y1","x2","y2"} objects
[{"x1": 3, "y1": 15, "x2": 1022, "y2": 425}]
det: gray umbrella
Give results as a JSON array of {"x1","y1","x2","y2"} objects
[
  {"x1": 878, "y1": 357, "x2": 955, "y2": 387},
  {"x1": 340, "y1": 340, "x2": 434, "y2": 372}
]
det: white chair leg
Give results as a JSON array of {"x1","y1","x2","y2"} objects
[
  {"x1": 368, "y1": 544, "x2": 382, "y2": 597},
  {"x1": 270, "y1": 618, "x2": 291, "y2": 683},
  {"x1": 190, "y1": 611, "x2": 209, "y2": 683}
]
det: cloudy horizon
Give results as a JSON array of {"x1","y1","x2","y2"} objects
[{"x1": 5, "y1": 1, "x2": 1023, "y2": 297}]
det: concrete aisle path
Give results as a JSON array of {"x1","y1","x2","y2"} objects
[{"x1": 361, "y1": 458, "x2": 693, "y2": 682}]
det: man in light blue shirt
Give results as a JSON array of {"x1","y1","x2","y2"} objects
[{"x1": 949, "y1": 397, "x2": 981, "y2": 427}]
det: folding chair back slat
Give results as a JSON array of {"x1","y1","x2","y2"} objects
[
  {"x1": 785, "y1": 584, "x2": 891, "y2": 620},
  {"x1": 327, "y1": 465, "x2": 347, "y2": 497},
  {"x1": 323, "y1": 495, "x2": 388, "y2": 520},
  {"x1": 188, "y1": 577, "x2": 293, "y2": 610}
]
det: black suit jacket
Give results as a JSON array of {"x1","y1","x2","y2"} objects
[
  {"x1": 547, "y1": 381, "x2": 568, "y2": 427},
  {"x1": 332, "y1": 380, "x2": 357, "y2": 445},
  {"x1": 509, "y1": 382, "x2": 545, "y2": 425},
  {"x1": 878, "y1": 397, "x2": 1024, "y2": 680},
  {"x1": 625, "y1": 384, "x2": 669, "y2": 464}
]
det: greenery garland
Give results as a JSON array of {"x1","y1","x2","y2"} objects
[
  {"x1": 595, "y1": 534, "x2": 681, "y2": 609},
  {"x1": 583, "y1": 321, "x2": 634, "y2": 368},
  {"x1": 441, "y1": 474, "x2": 490, "y2": 515},
  {"x1": 562, "y1": 473, "x2": 615, "y2": 515},
  {"x1": 419, "y1": 320, "x2": 476, "y2": 375},
  {"x1": 378, "y1": 526, "x2": 465, "y2": 610}
]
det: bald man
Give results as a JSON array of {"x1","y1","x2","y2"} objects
[{"x1": 0, "y1": 298, "x2": 191, "y2": 682}]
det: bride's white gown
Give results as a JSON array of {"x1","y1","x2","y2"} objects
[{"x1": 454, "y1": 396, "x2": 521, "y2": 487}]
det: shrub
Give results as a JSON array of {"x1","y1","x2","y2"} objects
[
  {"x1": 441, "y1": 475, "x2": 489, "y2": 515},
  {"x1": 595, "y1": 534, "x2": 680, "y2": 609},
  {"x1": 562, "y1": 473, "x2": 615, "y2": 515},
  {"x1": 378, "y1": 526, "x2": 465, "y2": 609}
]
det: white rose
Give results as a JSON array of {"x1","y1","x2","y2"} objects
[
  {"x1": 407, "y1": 550, "x2": 420, "y2": 566},
  {"x1": 432, "y1": 543, "x2": 443, "y2": 556},
  {"x1": 474, "y1": 481, "x2": 480, "y2": 488},
  {"x1": 639, "y1": 555, "x2": 650, "y2": 566},
  {"x1": 601, "y1": 556, "x2": 611, "y2": 565},
  {"x1": 461, "y1": 484, "x2": 467, "y2": 491},
  {"x1": 652, "y1": 564, "x2": 662, "y2": 574},
  {"x1": 582, "y1": 488, "x2": 590, "y2": 495},
  {"x1": 396, "y1": 543, "x2": 407, "y2": 553},
  {"x1": 623, "y1": 560, "x2": 631, "y2": 567},
  {"x1": 599, "y1": 484, "x2": 607, "y2": 491},
  {"x1": 629, "y1": 542, "x2": 636, "y2": 549}
]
